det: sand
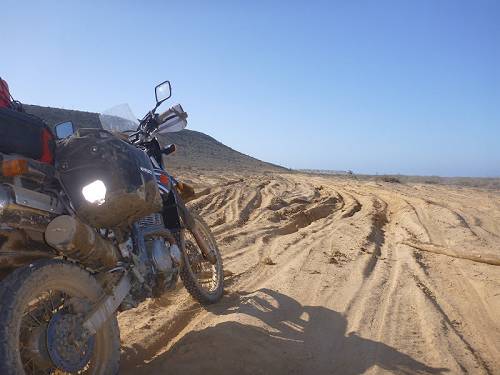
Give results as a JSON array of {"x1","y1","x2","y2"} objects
[{"x1": 118, "y1": 171, "x2": 500, "y2": 374}]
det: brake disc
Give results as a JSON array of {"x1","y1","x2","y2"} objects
[{"x1": 46, "y1": 312, "x2": 95, "y2": 372}]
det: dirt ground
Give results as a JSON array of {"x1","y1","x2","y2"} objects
[{"x1": 118, "y1": 171, "x2": 500, "y2": 375}]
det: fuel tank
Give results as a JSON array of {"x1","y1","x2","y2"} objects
[{"x1": 56, "y1": 129, "x2": 162, "y2": 228}]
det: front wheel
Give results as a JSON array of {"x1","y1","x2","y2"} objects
[
  {"x1": 180, "y1": 212, "x2": 224, "y2": 304},
  {"x1": 0, "y1": 259, "x2": 120, "y2": 375}
]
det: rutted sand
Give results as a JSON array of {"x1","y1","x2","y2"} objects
[{"x1": 119, "y1": 172, "x2": 500, "y2": 374}]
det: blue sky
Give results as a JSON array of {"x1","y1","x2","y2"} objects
[{"x1": 1, "y1": 1, "x2": 499, "y2": 177}]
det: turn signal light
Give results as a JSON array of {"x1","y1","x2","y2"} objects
[
  {"x1": 159, "y1": 174, "x2": 169, "y2": 185},
  {"x1": 2, "y1": 159, "x2": 29, "y2": 177}
]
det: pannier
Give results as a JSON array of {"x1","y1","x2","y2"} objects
[
  {"x1": 56, "y1": 128, "x2": 162, "y2": 228},
  {"x1": 0, "y1": 108, "x2": 55, "y2": 164},
  {"x1": 0, "y1": 78, "x2": 11, "y2": 108}
]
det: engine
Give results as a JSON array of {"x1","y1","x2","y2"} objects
[
  {"x1": 146, "y1": 238, "x2": 182, "y2": 278},
  {"x1": 45, "y1": 209, "x2": 183, "y2": 311},
  {"x1": 126, "y1": 213, "x2": 183, "y2": 303}
]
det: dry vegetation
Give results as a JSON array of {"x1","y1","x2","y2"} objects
[{"x1": 301, "y1": 171, "x2": 500, "y2": 190}]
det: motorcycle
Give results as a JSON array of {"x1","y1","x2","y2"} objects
[{"x1": 0, "y1": 81, "x2": 224, "y2": 374}]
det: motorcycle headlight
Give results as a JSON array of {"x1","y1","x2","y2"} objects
[{"x1": 82, "y1": 180, "x2": 106, "y2": 205}]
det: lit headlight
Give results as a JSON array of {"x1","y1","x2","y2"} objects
[{"x1": 82, "y1": 180, "x2": 106, "y2": 205}]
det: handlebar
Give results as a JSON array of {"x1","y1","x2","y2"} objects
[{"x1": 129, "y1": 104, "x2": 187, "y2": 146}]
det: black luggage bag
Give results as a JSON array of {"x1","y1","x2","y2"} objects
[{"x1": 0, "y1": 108, "x2": 55, "y2": 163}]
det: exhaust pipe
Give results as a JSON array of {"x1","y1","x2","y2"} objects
[{"x1": 45, "y1": 215, "x2": 120, "y2": 269}]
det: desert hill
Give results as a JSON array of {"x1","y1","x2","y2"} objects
[{"x1": 24, "y1": 104, "x2": 287, "y2": 173}]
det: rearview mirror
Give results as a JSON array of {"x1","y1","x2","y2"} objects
[
  {"x1": 155, "y1": 80, "x2": 172, "y2": 105},
  {"x1": 54, "y1": 121, "x2": 75, "y2": 139}
]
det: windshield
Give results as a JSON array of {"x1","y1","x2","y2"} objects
[{"x1": 99, "y1": 103, "x2": 139, "y2": 132}]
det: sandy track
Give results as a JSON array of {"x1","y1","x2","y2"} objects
[{"x1": 119, "y1": 172, "x2": 500, "y2": 374}]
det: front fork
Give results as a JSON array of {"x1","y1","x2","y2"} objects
[{"x1": 172, "y1": 188, "x2": 217, "y2": 265}]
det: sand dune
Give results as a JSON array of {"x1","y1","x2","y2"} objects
[{"x1": 118, "y1": 172, "x2": 500, "y2": 374}]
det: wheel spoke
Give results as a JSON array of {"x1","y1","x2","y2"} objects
[
  {"x1": 27, "y1": 312, "x2": 42, "y2": 326},
  {"x1": 48, "y1": 291, "x2": 56, "y2": 312},
  {"x1": 1, "y1": 262, "x2": 119, "y2": 375},
  {"x1": 20, "y1": 289, "x2": 94, "y2": 374},
  {"x1": 184, "y1": 230, "x2": 220, "y2": 294}
]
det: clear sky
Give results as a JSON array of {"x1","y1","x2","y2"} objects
[{"x1": 2, "y1": 0, "x2": 499, "y2": 177}]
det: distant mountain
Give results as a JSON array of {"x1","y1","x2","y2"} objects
[
  {"x1": 24, "y1": 104, "x2": 101, "y2": 129},
  {"x1": 24, "y1": 104, "x2": 287, "y2": 172}
]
